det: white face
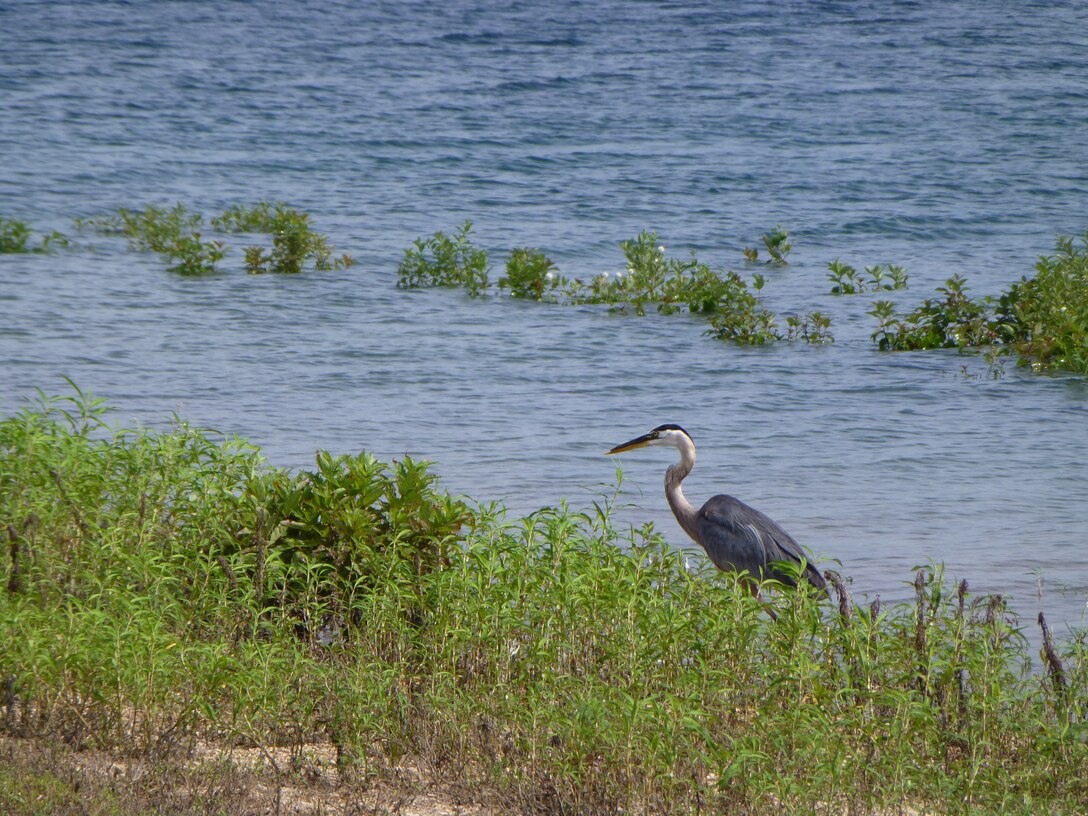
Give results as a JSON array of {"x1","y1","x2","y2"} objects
[
  {"x1": 644, "y1": 427, "x2": 685, "y2": 448},
  {"x1": 607, "y1": 425, "x2": 691, "y2": 455}
]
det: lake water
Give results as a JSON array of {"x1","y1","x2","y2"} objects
[{"x1": 2, "y1": 0, "x2": 1086, "y2": 639}]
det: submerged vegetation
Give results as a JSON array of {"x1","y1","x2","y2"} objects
[
  {"x1": 75, "y1": 201, "x2": 351, "y2": 276},
  {"x1": 1000, "y1": 232, "x2": 1088, "y2": 373},
  {"x1": 1, "y1": 390, "x2": 1086, "y2": 814},
  {"x1": 396, "y1": 219, "x2": 490, "y2": 295},
  {"x1": 0, "y1": 216, "x2": 68, "y2": 253},
  {"x1": 401, "y1": 224, "x2": 831, "y2": 345},
  {"x1": 743, "y1": 225, "x2": 793, "y2": 265},
  {"x1": 20, "y1": 202, "x2": 1088, "y2": 372},
  {"x1": 498, "y1": 246, "x2": 568, "y2": 301},
  {"x1": 214, "y1": 202, "x2": 353, "y2": 275},
  {"x1": 827, "y1": 260, "x2": 909, "y2": 294},
  {"x1": 869, "y1": 233, "x2": 1088, "y2": 374}
]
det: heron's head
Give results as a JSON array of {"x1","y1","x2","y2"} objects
[{"x1": 605, "y1": 423, "x2": 692, "y2": 455}]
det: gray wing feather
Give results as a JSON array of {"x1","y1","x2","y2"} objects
[{"x1": 694, "y1": 495, "x2": 826, "y2": 590}]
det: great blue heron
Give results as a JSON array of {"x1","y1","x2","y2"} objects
[{"x1": 606, "y1": 423, "x2": 826, "y2": 593}]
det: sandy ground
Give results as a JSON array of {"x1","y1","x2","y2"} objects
[{"x1": 2, "y1": 734, "x2": 491, "y2": 815}]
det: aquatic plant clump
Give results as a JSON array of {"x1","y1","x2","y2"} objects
[
  {"x1": 498, "y1": 247, "x2": 568, "y2": 300},
  {"x1": 216, "y1": 202, "x2": 353, "y2": 274},
  {"x1": 396, "y1": 220, "x2": 490, "y2": 295},
  {"x1": 396, "y1": 226, "x2": 830, "y2": 345},
  {"x1": 0, "y1": 217, "x2": 69, "y2": 253},
  {"x1": 743, "y1": 225, "x2": 792, "y2": 265},
  {"x1": 867, "y1": 233, "x2": 1088, "y2": 375},
  {"x1": 74, "y1": 202, "x2": 351, "y2": 276},
  {"x1": 869, "y1": 274, "x2": 995, "y2": 352},
  {"x1": 999, "y1": 232, "x2": 1088, "y2": 373},
  {"x1": 828, "y1": 260, "x2": 909, "y2": 294},
  {"x1": 76, "y1": 203, "x2": 223, "y2": 275},
  {"x1": 1, "y1": 390, "x2": 1085, "y2": 814},
  {"x1": 568, "y1": 230, "x2": 744, "y2": 316}
]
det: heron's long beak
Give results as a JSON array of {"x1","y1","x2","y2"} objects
[{"x1": 605, "y1": 432, "x2": 655, "y2": 456}]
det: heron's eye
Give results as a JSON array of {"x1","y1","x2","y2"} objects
[{"x1": 650, "y1": 431, "x2": 659, "y2": 438}]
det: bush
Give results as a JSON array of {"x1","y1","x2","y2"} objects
[
  {"x1": 75, "y1": 202, "x2": 351, "y2": 275},
  {"x1": 828, "y1": 260, "x2": 908, "y2": 294},
  {"x1": 396, "y1": 220, "x2": 489, "y2": 295},
  {"x1": 869, "y1": 275, "x2": 997, "y2": 352},
  {"x1": 743, "y1": 226, "x2": 792, "y2": 265},
  {"x1": 1, "y1": 391, "x2": 1086, "y2": 813},
  {"x1": 498, "y1": 247, "x2": 566, "y2": 300},
  {"x1": 222, "y1": 203, "x2": 352, "y2": 274},
  {"x1": 999, "y1": 233, "x2": 1088, "y2": 373},
  {"x1": 0, "y1": 216, "x2": 68, "y2": 253},
  {"x1": 868, "y1": 233, "x2": 1088, "y2": 375}
]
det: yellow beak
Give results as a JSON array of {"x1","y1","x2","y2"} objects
[{"x1": 605, "y1": 432, "x2": 656, "y2": 456}]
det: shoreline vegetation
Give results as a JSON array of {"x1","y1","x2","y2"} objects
[
  {"x1": 2, "y1": 207, "x2": 1087, "y2": 374},
  {"x1": 2, "y1": 390, "x2": 1086, "y2": 814}
]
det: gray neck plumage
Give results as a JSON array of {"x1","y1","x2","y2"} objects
[{"x1": 665, "y1": 435, "x2": 701, "y2": 544}]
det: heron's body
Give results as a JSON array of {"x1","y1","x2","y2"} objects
[{"x1": 608, "y1": 423, "x2": 826, "y2": 591}]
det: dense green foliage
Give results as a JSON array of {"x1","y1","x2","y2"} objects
[
  {"x1": 0, "y1": 216, "x2": 68, "y2": 253},
  {"x1": 401, "y1": 226, "x2": 831, "y2": 345},
  {"x1": 498, "y1": 247, "x2": 567, "y2": 300},
  {"x1": 868, "y1": 233, "x2": 1088, "y2": 374},
  {"x1": 828, "y1": 260, "x2": 909, "y2": 294},
  {"x1": 216, "y1": 202, "x2": 353, "y2": 274},
  {"x1": 1, "y1": 392, "x2": 1085, "y2": 814},
  {"x1": 396, "y1": 220, "x2": 490, "y2": 295},
  {"x1": 743, "y1": 226, "x2": 792, "y2": 265},
  {"x1": 870, "y1": 275, "x2": 994, "y2": 352},
  {"x1": 75, "y1": 202, "x2": 351, "y2": 275},
  {"x1": 999, "y1": 232, "x2": 1088, "y2": 373}
]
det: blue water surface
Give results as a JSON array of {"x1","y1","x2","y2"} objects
[{"x1": 1, "y1": 0, "x2": 1086, "y2": 635}]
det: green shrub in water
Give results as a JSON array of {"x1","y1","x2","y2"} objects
[
  {"x1": 743, "y1": 226, "x2": 792, "y2": 265},
  {"x1": 785, "y1": 310, "x2": 834, "y2": 343},
  {"x1": 211, "y1": 201, "x2": 286, "y2": 233},
  {"x1": 498, "y1": 247, "x2": 567, "y2": 300},
  {"x1": 867, "y1": 232, "x2": 1088, "y2": 375},
  {"x1": 163, "y1": 232, "x2": 226, "y2": 276},
  {"x1": 0, "y1": 217, "x2": 69, "y2": 253},
  {"x1": 76, "y1": 203, "x2": 224, "y2": 275},
  {"x1": 828, "y1": 260, "x2": 909, "y2": 294},
  {"x1": 869, "y1": 274, "x2": 996, "y2": 352},
  {"x1": 998, "y1": 232, "x2": 1088, "y2": 373},
  {"x1": 396, "y1": 220, "x2": 489, "y2": 295},
  {"x1": 218, "y1": 203, "x2": 352, "y2": 274},
  {"x1": 76, "y1": 202, "x2": 202, "y2": 253}
]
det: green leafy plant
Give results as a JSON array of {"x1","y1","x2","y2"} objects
[
  {"x1": 785, "y1": 310, "x2": 834, "y2": 343},
  {"x1": 75, "y1": 203, "x2": 225, "y2": 274},
  {"x1": 393, "y1": 226, "x2": 830, "y2": 345},
  {"x1": 164, "y1": 232, "x2": 226, "y2": 276},
  {"x1": 829, "y1": 260, "x2": 909, "y2": 294},
  {"x1": 997, "y1": 233, "x2": 1088, "y2": 373},
  {"x1": 0, "y1": 217, "x2": 69, "y2": 253},
  {"x1": 76, "y1": 202, "x2": 351, "y2": 276},
  {"x1": 704, "y1": 287, "x2": 781, "y2": 344},
  {"x1": 1, "y1": 390, "x2": 1086, "y2": 814},
  {"x1": 211, "y1": 201, "x2": 287, "y2": 233},
  {"x1": 0, "y1": 216, "x2": 32, "y2": 252},
  {"x1": 869, "y1": 275, "x2": 997, "y2": 351},
  {"x1": 76, "y1": 203, "x2": 203, "y2": 252},
  {"x1": 221, "y1": 203, "x2": 352, "y2": 274},
  {"x1": 744, "y1": 226, "x2": 792, "y2": 265},
  {"x1": 396, "y1": 220, "x2": 489, "y2": 295},
  {"x1": 237, "y1": 450, "x2": 472, "y2": 631},
  {"x1": 498, "y1": 247, "x2": 566, "y2": 300}
]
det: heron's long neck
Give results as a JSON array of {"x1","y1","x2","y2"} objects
[{"x1": 665, "y1": 438, "x2": 700, "y2": 544}]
